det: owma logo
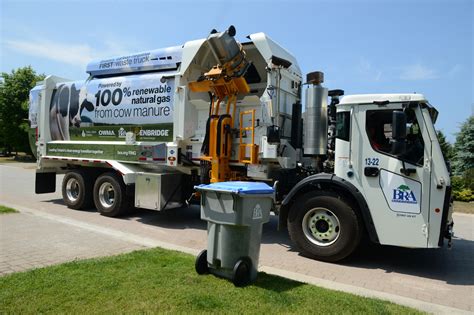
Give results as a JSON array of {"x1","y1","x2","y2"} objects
[{"x1": 392, "y1": 184, "x2": 417, "y2": 204}]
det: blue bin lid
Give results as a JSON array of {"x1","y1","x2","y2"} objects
[{"x1": 195, "y1": 181, "x2": 274, "y2": 195}]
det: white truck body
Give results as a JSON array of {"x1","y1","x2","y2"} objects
[{"x1": 32, "y1": 33, "x2": 300, "y2": 179}]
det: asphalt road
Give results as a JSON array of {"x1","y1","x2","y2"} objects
[{"x1": 1, "y1": 163, "x2": 473, "y2": 313}]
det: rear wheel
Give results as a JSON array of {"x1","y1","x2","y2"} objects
[
  {"x1": 62, "y1": 170, "x2": 93, "y2": 210},
  {"x1": 232, "y1": 257, "x2": 252, "y2": 287},
  {"x1": 288, "y1": 191, "x2": 362, "y2": 262},
  {"x1": 93, "y1": 172, "x2": 129, "y2": 217}
]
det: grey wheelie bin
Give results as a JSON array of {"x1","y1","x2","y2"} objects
[{"x1": 194, "y1": 181, "x2": 274, "y2": 287}]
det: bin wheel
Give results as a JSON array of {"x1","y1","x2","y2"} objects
[
  {"x1": 232, "y1": 258, "x2": 252, "y2": 287},
  {"x1": 195, "y1": 250, "x2": 209, "y2": 275}
]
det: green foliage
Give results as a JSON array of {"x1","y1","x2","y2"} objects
[
  {"x1": 453, "y1": 188, "x2": 473, "y2": 202},
  {"x1": 451, "y1": 176, "x2": 464, "y2": 192},
  {"x1": 0, "y1": 66, "x2": 44, "y2": 156},
  {"x1": 451, "y1": 173, "x2": 474, "y2": 202},
  {"x1": 436, "y1": 130, "x2": 453, "y2": 161},
  {"x1": 462, "y1": 168, "x2": 474, "y2": 190},
  {"x1": 0, "y1": 205, "x2": 19, "y2": 214},
  {"x1": 0, "y1": 248, "x2": 421, "y2": 314},
  {"x1": 449, "y1": 115, "x2": 473, "y2": 201},
  {"x1": 451, "y1": 115, "x2": 474, "y2": 176}
]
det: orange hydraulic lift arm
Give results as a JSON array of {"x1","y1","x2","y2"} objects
[{"x1": 188, "y1": 26, "x2": 253, "y2": 183}]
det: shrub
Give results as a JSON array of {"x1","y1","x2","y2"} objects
[{"x1": 452, "y1": 188, "x2": 473, "y2": 202}]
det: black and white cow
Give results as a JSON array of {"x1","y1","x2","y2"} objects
[{"x1": 49, "y1": 83, "x2": 94, "y2": 140}]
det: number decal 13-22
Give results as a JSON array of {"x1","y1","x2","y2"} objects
[{"x1": 365, "y1": 158, "x2": 379, "y2": 166}]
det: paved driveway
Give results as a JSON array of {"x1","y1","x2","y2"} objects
[
  {"x1": 0, "y1": 212, "x2": 144, "y2": 274},
  {"x1": 1, "y1": 163, "x2": 473, "y2": 313}
]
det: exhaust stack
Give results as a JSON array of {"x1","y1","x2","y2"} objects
[{"x1": 304, "y1": 71, "x2": 328, "y2": 156}]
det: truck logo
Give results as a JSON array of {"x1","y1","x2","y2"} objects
[
  {"x1": 252, "y1": 204, "x2": 263, "y2": 219},
  {"x1": 139, "y1": 129, "x2": 169, "y2": 137},
  {"x1": 118, "y1": 128, "x2": 126, "y2": 137},
  {"x1": 392, "y1": 185, "x2": 417, "y2": 204},
  {"x1": 98, "y1": 130, "x2": 116, "y2": 136}
]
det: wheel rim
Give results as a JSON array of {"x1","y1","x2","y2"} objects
[
  {"x1": 98, "y1": 182, "x2": 115, "y2": 209},
  {"x1": 302, "y1": 207, "x2": 341, "y2": 246},
  {"x1": 65, "y1": 178, "x2": 80, "y2": 202}
]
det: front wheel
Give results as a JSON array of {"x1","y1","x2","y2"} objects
[
  {"x1": 93, "y1": 172, "x2": 129, "y2": 217},
  {"x1": 288, "y1": 191, "x2": 362, "y2": 262},
  {"x1": 195, "y1": 250, "x2": 209, "y2": 275}
]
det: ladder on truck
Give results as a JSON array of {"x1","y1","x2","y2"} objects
[{"x1": 239, "y1": 109, "x2": 258, "y2": 164}]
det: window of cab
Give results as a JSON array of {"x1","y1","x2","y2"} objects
[
  {"x1": 366, "y1": 109, "x2": 424, "y2": 166},
  {"x1": 336, "y1": 112, "x2": 350, "y2": 141}
]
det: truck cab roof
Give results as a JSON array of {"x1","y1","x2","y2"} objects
[{"x1": 339, "y1": 93, "x2": 427, "y2": 105}]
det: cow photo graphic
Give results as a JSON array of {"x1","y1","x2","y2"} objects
[{"x1": 49, "y1": 83, "x2": 94, "y2": 140}]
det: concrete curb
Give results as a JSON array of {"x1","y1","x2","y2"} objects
[
  {"x1": 259, "y1": 266, "x2": 470, "y2": 315},
  {"x1": 2, "y1": 201, "x2": 469, "y2": 314}
]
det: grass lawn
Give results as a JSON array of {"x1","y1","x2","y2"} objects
[
  {"x1": 453, "y1": 201, "x2": 474, "y2": 214},
  {"x1": 0, "y1": 156, "x2": 17, "y2": 163},
  {"x1": 0, "y1": 153, "x2": 35, "y2": 164},
  {"x1": 0, "y1": 205, "x2": 18, "y2": 214},
  {"x1": 0, "y1": 248, "x2": 421, "y2": 314}
]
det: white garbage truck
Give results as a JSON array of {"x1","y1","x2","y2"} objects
[{"x1": 30, "y1": 26, "x2": 453, "y2": 262}]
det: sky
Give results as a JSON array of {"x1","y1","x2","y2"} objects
[{"x1": 1, "y1": 0, "x2": 472, "y2": 142}]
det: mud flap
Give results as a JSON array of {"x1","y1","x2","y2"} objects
[{"x1": 35, "y1": 172, "x2": 56, "y2": 194}]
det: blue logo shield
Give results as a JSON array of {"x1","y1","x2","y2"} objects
[{"x1": 392, "y1": 184, "x2": 417, "y2": 204}]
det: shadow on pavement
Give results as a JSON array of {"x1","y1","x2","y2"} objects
[
  {"x1": 132, "y1": 206, "x2": 294, "y2": 248},
  {"x1": 133, "y1": 205, "x2": 206, "y2": 230},
  {"x1": 48, "y1": 198, "x2": 97, "y2": 212},
  {"x1": 341, "y1": 236, "x2": 474, "y2": 286}
]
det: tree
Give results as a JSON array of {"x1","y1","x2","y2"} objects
[
  {"x1": 450, "y1": 115, "x2": 474, "y2": 201},
  {"x1": 0, "y1": 66, "x2": 44, "y2": 156},
  {"x1": 451, "y1": 115, "x2": 474, "y2": 176},
  {"x1": 436, "y1": 130, "x2": 453, "y2": 162}
]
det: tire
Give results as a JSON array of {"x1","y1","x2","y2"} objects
[
  {"x1": 62, "y1": 170, "x2": 93, "y2": 210},
  {"x1": 232, "y1": 258, "x2": 252, "y2": 287},
  {"x1": 195, "y1": 250, "x2": 209, "y2": 275},
  {"x1": 93, "y1": 172, "x2": 129, "y2": 217},
  {"x1": 288, "y1": 191, "x2": 362, "y2": 262}
]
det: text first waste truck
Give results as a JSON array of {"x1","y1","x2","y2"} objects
[{"x1": 30, "y1": 26, "x2": 454, "y2": 262}]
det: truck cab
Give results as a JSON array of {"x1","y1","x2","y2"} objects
[
  {"x1": 283, "y1": 93, "x2": 453, "y2": 262},
  {"x1": 335, "y1": 94, "x2": 453, "y2": 248}
]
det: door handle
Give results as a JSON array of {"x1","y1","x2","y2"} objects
[{"x1": 364, "y1": 167, "x2": 379, "y2": 177}]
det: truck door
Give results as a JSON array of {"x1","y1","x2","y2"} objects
[{"x1": 359, "y1": 105, "x2": 431, "y2": 247}]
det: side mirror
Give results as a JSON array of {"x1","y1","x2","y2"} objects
[
  {"x1": 391, "y1": 111, "x2": 407, "y2": 156},
  {"x1": 392, "y1": 111, "x2": 407, "y2": 140},
  {"x1": 391, "y1": 140, "x2": 406, "y2": 156}
]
